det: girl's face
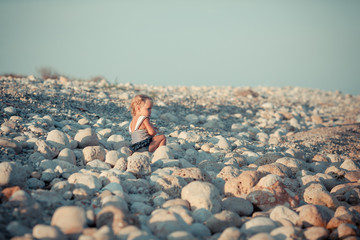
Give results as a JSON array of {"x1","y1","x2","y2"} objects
[{"x1": 137, "y1": 100, "x2": 153, "y2": 117}]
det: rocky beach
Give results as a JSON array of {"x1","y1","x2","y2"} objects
[{"x1": 1, "y1": 75, "x2": 360, "y2": 240}]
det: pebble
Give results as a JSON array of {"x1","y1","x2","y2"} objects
[{"x1": 1, "y1": 76, "x2": 360, "y2": 239}]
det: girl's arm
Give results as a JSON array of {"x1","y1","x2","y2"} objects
[{"x1": 143, "y1": 118, "x2": 157, "y2": 136}]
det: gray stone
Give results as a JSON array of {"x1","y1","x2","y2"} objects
[
  {"x1": 32, "y1": 189, "x2": 63, "y2": 207},
  {"x1": 0, "y1": 161, "x2": 27, "y2": 187},
  {"x1": 147, "y1": 209, "x2": 189, "y2": 238},
  {"x1": 102, "y1": 182, "x2": 125, "y2": 196},
  {"x1": 222, "y1": 197, "x2": 254, "y2": 216},
  {"x1": 178, "y1": 131, "x2": 201, "y2": 143},
  {"x1": 188, "y1": 223, "x2": 212, "y2": 239},
  {"x1": 192, "y1": 208, "x2": 212, "y2": 223},
  {"x1": 101, "y1": 195, "x2": 129, "y2": 212},
  {"x1": 96, "y1": 206, "x2": 134, "y2": 234},
  {"x1": 240, "y1": 217, "x2": 278, "y2": 235},
  {"x1": 205, "y1": 210, "x2": 242, "y2": 233},
  {"x1": 114, "y1": 157, "x2": 127, "y2": 171},
  {"x1": 67, "y1": 173, "x2": 102, "y2": 195},
  {"x1": 167, "y1": 231, "x2": 197, "y2": 240},
  {"x1": 40, "y1": 168, "x2": 58, "y2": 182},
  {"x1": 35, "y1": 139, "x2": 59, "y2": 159},
  {"x1": 150, "y1": 173, "x2": 187, "y2": 198},
  {"x1": 107, "y1": 134, "x2": 126, "y2": 150},
  {"x1": 75, "y1": 128, "x2": 99, "y2": 148},
  {"x1": 58, "y1": 148, "x2": 76, "y2": 165},
  {"x1": 185, "y1": 114, "x2": 199, "y2": 124},
  {"x1": 27, "y1": 177, "x2": 45, "y2": 189},
  {"x1": 218, "y1": 227, "x2": 243, "y2": 240},
  {"x1": 46, "y1": 129, "x2": 70, "y2": 150},
  {"x1": 270, "y1": 226, "x2": 304, "y2": 240},
  {"x1": 6, "y1": 221, "x2": 32, "y2": 237},
  {"x1": 151, "y1": 146, "x2": 173, "y2": 163},
  {"x1": 86, "y1": 159, "x2": 111, "y2": 170},
  {"x1": 131, "y1": 202, "x2": 154, "y2": 215}
]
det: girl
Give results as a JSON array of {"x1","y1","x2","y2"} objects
[{"x1": 129, "y1": 94, "x2": 166, "y2": 153}]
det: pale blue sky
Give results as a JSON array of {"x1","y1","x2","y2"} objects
[{"x1": 1, "y1": 0, "x2": 359, "y2": 95}]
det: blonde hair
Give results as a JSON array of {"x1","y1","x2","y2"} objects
[{"x1": 130, "y1": 94, "x2": 153, "y2": 116}]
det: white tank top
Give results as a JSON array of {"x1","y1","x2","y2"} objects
[{"x1": 129, "y1": 116, "x2": 151, "y2": 144}]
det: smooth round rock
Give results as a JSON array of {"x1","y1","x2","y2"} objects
[
  {"x1": 181, "y1": 181, "x2": 221, "y2": 214},
  {"x1": 51, "y1": 206, "x2": 87, "y2": 235}
]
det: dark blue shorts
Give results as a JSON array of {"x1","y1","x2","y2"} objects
[{"x1": 129, "y1": 137, "x2": 153, "y2": 152}]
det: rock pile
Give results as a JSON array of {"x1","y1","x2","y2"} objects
[{"x1": 0, "y1": 75, "x2": 360, "y2": 239}]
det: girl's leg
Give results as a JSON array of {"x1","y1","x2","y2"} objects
[{"x1": 149, "y1": 135, "x2": 166, "y2": 152}]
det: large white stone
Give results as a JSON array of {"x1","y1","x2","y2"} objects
[
  {"x1": 83, "y1": 146, "x2": 106, "y2": 163},
  {"x1": 127, "y1": 154, "x2": 151, "y2": 177},
  {"x1": 181, "y1": 181, "x2": 221, "y2": 214},
  {"x1": 151, "y1": 146, "x2": 173, "y2": 163},
  {"x1": 46, "y1": 129, "x2": 70, "y2": 150},
  {"x1": 67, "y1": 173, "x2": 102, "y2": 195},
  {"x1": 74, "y1": 128, "x2": 99, "y2": 148},
  {"x1": 105, "y1": 150, "x2": 120, "y2": 166},
  {"x1": 57, "y1": 148, "x2": 76, "y2": 165},
  {"x1": 107, "y1": 134, "x2": 126, "y2": 150},
  {"x1": 35, "y1": 139, "x2": 59, "y2": 159},
  {"x1": 269, "y1": 205, "x2": 299, "y2": 225}
]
